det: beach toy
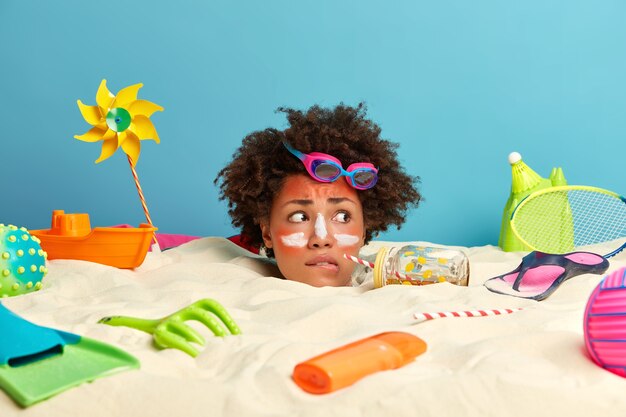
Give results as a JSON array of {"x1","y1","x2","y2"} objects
[
  {"x1": 74, "y1": 79, "x2": 163, "y2": 249},
  {"x1": 99, "y1": 299, "x2": 241, "y2": 357},
  {"x1": 0, "y1": 224, "x2": 47, "y2": 297},
  {"x1": 499, "y1": 152, "x2": 567, "y2": 252},
  {"x1": 0, "y1": 302, "x2": 138, "y2": 407},
  {"x1": 29, "y1": 210, "x2": 156, "y2": 269},
  {"x1": 293, "y1": 332, "x2": 427, "y2": 394},
  {"x1": 484, "y1": 251, "x2": 609, "y2": 301},
  {"x1": 510, "y1": 186, "x2": 626, "y2": 258},
  {"x1": 583, "y1": 266, "x2": 626, "y2": 378}
]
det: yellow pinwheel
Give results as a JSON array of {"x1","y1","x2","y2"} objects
[
  {"x1": 74, "y1": 79, "x2": 163, "y2": 250},
  {"x1": 75, "y1": 79, "x2": 163, "y2": 166}
]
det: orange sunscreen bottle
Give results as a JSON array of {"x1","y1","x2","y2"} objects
[{"x1": 292, "y1": 331, "x2": 427, "y2": 394}]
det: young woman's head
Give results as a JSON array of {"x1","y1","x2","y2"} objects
[{"x1": 215, "y1": 103, "x2": 421, "y2": 287}]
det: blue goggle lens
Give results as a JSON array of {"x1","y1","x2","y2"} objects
[
  {"x1": 312, "y1": 160, "x2": 341, "y2": 180},
  {"x1": 352, "y1": 170, "x2": 377, "y2": 187}
]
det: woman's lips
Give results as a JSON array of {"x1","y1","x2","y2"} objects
[{"x1": 305, "y1": 256, "x2": 339, "y2": 272}]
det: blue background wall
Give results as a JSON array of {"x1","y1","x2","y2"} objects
[{"x1": 1, "y1": 0, "x2": 625, "y2": 247}]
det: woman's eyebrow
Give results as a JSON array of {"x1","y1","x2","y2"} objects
[
  {"x1": 328, "y1": 197, "x2": 356, "y2": 205},
  {"x1": 282, "y1": 199, "x2": 313, "y2": 207},
  {"x1": 281, "y1": 197, "x2": 356, "y2": 207}
]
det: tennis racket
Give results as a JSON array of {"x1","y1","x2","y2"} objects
[{"x1": 510, "y1": 185, "x2": 626, "y2": 258}]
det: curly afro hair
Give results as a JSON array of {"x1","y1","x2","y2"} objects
[{"x1": 214, "y1": 103, "x2": 421, "y2": 256}]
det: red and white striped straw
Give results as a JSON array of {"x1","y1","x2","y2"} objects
[
  {"x1": 127, "y1": 155, "x2": 159, "y2": 249},
  {"x1": 343, "y1": 253, "x2": 374, "y2": 269},
  {"x1": 342, "y1": 253, "x2": 414, "y2": 281},
  {"x1": 414, "y1": 308, "x2": 523, "y2": 321}
]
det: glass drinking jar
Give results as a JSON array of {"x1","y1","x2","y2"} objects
[{"x1": 373, "y1": 245, "x2": 469, "y2": 288}]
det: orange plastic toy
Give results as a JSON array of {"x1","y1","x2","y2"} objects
[
  {"x1": 29, "y1": 210, "x2": 156, "y2": 269},
  {"x1": 293, "y1": 331, "x2": 427, "y2": 394}
]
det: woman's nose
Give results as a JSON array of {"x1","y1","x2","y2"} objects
[{"x1": 308, "y1": 213, "x2": 334, "y2": 248}]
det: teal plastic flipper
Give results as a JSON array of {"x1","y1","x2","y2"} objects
[
  {"x1": 0, "y1": 303, "x2": 138, "y2": 407},
  {"x1": 498, "y1": 152, "x2": 568, "y2": 252}
]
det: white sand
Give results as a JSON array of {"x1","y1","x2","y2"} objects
[{"x1": 2, "y1": 237, "x2": 626, "y2": 417}]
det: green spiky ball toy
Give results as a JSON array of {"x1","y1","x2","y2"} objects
[{"x1": 0, "y1": 224, "x2": 47, "y2": 297}]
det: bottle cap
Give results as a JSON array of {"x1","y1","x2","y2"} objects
[{"x1": 373, "y1": 247, "x2": 390, "y2": 288}]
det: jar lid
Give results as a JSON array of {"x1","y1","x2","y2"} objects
[{"x1": 373, "y1": 247, "x2": 389, "y2": 288}]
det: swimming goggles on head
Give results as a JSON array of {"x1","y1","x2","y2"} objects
[{"x1": 283, "y1": 141, "x2": 378, "y2": 190}]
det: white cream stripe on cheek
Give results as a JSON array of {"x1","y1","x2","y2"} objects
[
  {"x1": 314, "y1": 213, "x2": 328, "y2": 239},
  {"x1": 333, "y1": 234, "x2": 360, "y2": 247},
  {"x1": 280, "y1": 232, "x2": 307, "y2": 247}
]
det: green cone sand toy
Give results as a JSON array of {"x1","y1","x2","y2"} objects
[{"x1": 498, "y1": 152, "x2": 568, "y2": 252}]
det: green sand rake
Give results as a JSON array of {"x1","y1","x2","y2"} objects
[{"x1": 99, "y1": 299, "x2": 241, "y2": 357}]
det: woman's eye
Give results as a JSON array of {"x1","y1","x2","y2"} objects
[
  {"x1": 288, "y1": 212, "x2": 308, "y2": 223},
  {"x1": 332, "y1": 211, "x2": 351, "y2": 223}
]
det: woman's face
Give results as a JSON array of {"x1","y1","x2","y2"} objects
[{"x1": 260, "y1": 174, "x2": 366, "y2": 287}]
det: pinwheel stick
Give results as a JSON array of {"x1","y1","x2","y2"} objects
[{"x1": 127, "y1": 155, "x2": 159, "y2": 249}]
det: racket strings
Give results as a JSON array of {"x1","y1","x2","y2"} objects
[
  {"x1": 570, "y1": 191, "x2": 626, "y2": 246},
  {"x1": 512, "y1": 189, "x2": 626, "y2": 253}
]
